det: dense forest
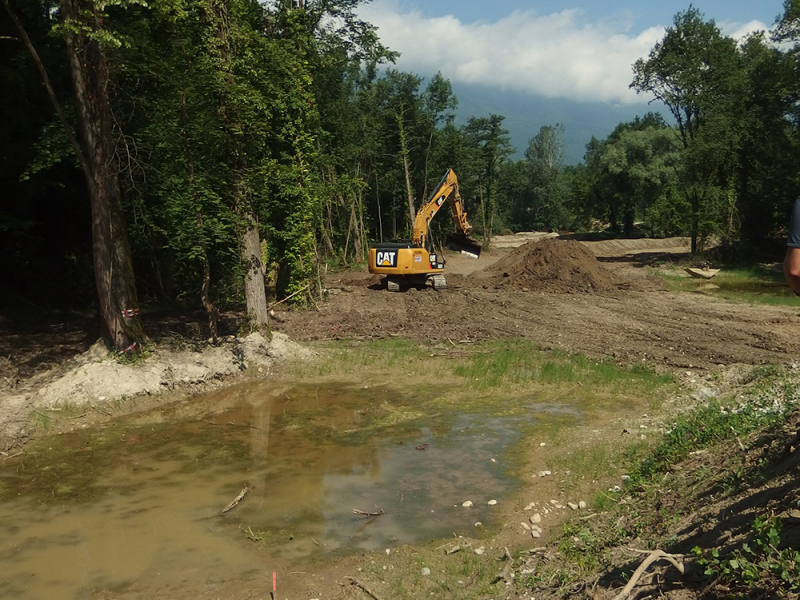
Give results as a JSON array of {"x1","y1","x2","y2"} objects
[{"x1": 3, "y1": 0, "x2": 800, "y2": 350}]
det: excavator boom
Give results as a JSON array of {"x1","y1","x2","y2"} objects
[{"x1": 412, "y1": 169, "x2": 480, "y2": 258}]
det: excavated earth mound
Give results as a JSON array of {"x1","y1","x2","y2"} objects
[{"x1": 481, "y1": 238, "x2": 620, "y2": 294}]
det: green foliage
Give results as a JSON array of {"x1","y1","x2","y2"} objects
[
  {"x1": 461, "y1": 114, "x2": 513, "y2": 248},
  {"x1": 582, "y1": 115, "x2": 682, "y2": 236},
  {"x1": 8, "y1": 0, "x2": 800, "y2": 315},
  {"x1": 694, "y1": 516, "x2": 800, "y2": 594},
  {"x1": 500, "y1": 124, "x2": 572, "y2": 232},
  {"x1": 631, "y1": 378, "x2": 797, "y2": 484},
  {"x1": 452, "y1": 341, "x2": 672, "y2": 392}
]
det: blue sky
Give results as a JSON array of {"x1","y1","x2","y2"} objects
[
  {"x1": 359, "y1": 1, "x2": 785, "y2": 104},
  {"x1": 379, "y1": 1, "x2": 782, "y2": 34}
]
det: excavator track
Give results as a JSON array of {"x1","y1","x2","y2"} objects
[{"x1": 429, "y1": 274, "x2": 447, "y2": 289}]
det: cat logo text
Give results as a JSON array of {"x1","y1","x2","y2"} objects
[{"x1": 376, "y1": 250, "x2": 397, "y2": 268}]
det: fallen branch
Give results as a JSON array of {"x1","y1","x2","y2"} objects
[
  {"x1": 353, "y1": 508, "x2": 384, "y2": 517},
  {"x1": 268, "y1": 284, "x2": 310, "y2": 310},
  {"x1": 579, "y1": 512, "x2": 604, "y2": 521},
  {"x1": 611, "y1": 550, "x2": 685, "y2": 600},
  {"x1": 221, "y1": 487, "x2": 250, "y2": 514},
  {"x1": 730, "y1": 426, "x2": 746, "y2": 451},
  {"x1": 346, "y1": 576, "x2": 386, "y2": 600}
]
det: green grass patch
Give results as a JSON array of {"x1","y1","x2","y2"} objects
[
  {"x1": 297, "y1": 339, "x2": 433, "y2": 377},
  {"x1": 653, "y1": 265, "x2": 797, "y2": 306},
  {"x1": 300, "y1": 339, "x2": 676, "y2": 424},
  {"x1": 451, "y1": 341, "x2": 672, "y2": 393},
  {"x1": 628, "y1": 366, "x2": 799, "y2": 486}
]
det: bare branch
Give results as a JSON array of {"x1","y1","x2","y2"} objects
[{"x1": 1, "y1": 0, "x2": 92, "y2": 183}]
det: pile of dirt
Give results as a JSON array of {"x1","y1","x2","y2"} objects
[{"x1": 481, "y1": 238, "x2": 620, "y2": 293}]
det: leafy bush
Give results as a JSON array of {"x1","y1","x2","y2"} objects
[{"x1": 694, "y1": 516, "x2": 800, "y2": 595}]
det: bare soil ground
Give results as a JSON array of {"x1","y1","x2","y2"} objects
[{"x1": 273, "y1": 236, "x2": 798, "y2": 372}]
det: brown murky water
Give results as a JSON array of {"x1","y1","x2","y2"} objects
[
  {"x1": 0, "y1": 381, "x2": 567, "y2": 599},
  {"x1": 693, "y1": 278, "x2": 793, "y2": 298}
]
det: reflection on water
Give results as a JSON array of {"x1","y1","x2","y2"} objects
[
  {"x1": 0, "y1": 381, "x2": 568, "y2": 599},
  {"x1": 692, "y1": 278, "x2": 793, "y2": 298}
]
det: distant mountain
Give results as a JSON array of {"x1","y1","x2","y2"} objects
[{"x1": 450, "y1": 83, "x2": 662, "y2": 165}]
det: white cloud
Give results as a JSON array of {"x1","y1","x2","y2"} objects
[
  {"x1": 719, "y1": 19, "x2": 770, "y2": 41},
  {"x1": 359, "y1": 2, "x2": 771, "y2": 104}
]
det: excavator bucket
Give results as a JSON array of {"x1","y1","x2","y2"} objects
[{"x1": 446, "y1": 233, "x2": 482, "y2": 259}]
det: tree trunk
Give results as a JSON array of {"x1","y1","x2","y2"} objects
[
  {"x1": 203, "y1": 0, "x2": 269, "y2": 332},
  {"x1": 375, "y1": 171, "x2": 383, "y2": 243},
  {"x1": 60, "y1": 0, "x2": 145, "y2": 351},
  {"x1": 348, "y1": 194, "x2": 362, "y2": 261},
  {"x1": 396, "y1": 111, "x2": 416, "y2": 227},
  {"x1": 241, "y1": 208, "x2": 270, "y2": 330},
  {"x1": 181, "y1": 92, "x2": 218, "y2": 339},
  {"x1": 478, "y1": 178, "x2": 488, "y2": 246},
  {"x1": 357, "y1": 183, "x2": 367, "y2": 263},
  {"x1": 402, "y1": 153, "x2": 415, "y2": 229},
  {"x1": 485, "y1": 185, "x2": 495, "y2": 251}
]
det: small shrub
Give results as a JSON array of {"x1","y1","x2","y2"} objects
[{"x1": 694, "y1": 516, "x2": 800, "y2": 595}]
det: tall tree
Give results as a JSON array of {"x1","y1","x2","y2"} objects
[
  {"x1": 632, "y1": 7, "x2": 742, "y2": 253},
  {"x1": 523, "y1": 123, "x2": 570, "y2": 231},
  {"x1": 3, "y1": 0, "x2": 147, "y2": 350},
  {"x1": 462, "y1": 114, "x2": 512, "y2": 249}
]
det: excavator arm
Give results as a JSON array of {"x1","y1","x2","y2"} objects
[{"x1": 412, "y1": 169, "x2": 481, "y2": 258}]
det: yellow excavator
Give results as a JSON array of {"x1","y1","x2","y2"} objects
[{"x1": 368, "y1": 168, "x2": 482, "y2": 291}]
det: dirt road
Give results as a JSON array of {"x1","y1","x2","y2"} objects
[{"x1": 274, "y1": 236, "x2": 799, "y2": 371}]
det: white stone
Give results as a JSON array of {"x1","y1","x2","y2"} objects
[
  {"x1": 421, "y1": 567, "x2": 431, "y2": 576},
  {"x1": 578, "y1": 501, "x2": 587, "y2": 510},
  {"x1": 539, "y1": 442, "x2": 546, "y2": 447},
  {"x1": 531, "y1": 530, "x2": 541, "y2": 538},
  {"x1": 385, "y1": 549, "x2": 391, "y2": 555},
  {"x1": 521, "y1": 522, "x2": 531, "y2": 531},
  {"x1": 567, "y1": 502, "x2": 579, "y2": 511},
  {"x1": 462, "y1": 501, "x2": 473, "y2": 508},
  {"x1": 474, "y1": 547, "x2": 485, "y2": 556},
  {"x1": 487, "y1": 499, "x2": 497, "y2": 506},
  {"x1": 530, "y1": 513, "x2": 542, "y2": 524}
]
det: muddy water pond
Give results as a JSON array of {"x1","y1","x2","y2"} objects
[{"x1": 0, "y1": 381, "x2": 575, "y2": 599}]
